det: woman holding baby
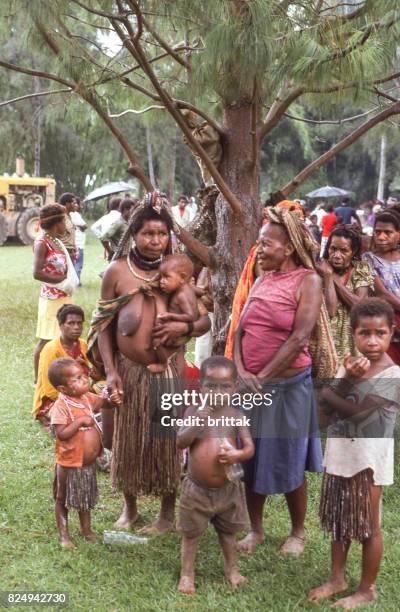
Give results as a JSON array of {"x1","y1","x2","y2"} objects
[
  {"x1": 234, "y1": 207, "x2": 336, "y2": 555},
  {"x1": 88, "y1": 193, "x2": 210, "y2": 533}
]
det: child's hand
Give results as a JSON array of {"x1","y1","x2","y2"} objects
[
  {"x1": 80, "y1": 415, "x2": 95, "y2": 427},
  {"x1": 109, "y1": 389, "x2": 122, "y2": 406},
  {"x1": 344, "y1": 355, "x2": 370, "y2": 378},
  {"x1": 218, "y1": 445, "x2": 239, "y2": 464}
]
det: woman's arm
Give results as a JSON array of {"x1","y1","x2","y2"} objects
[
  {"x1": 333, "y1": 280, "x2": 368, "y2": 309},
  {"x1": 257, "y1": 272, "x2": 322, "y2": 380},
  {"x1": 373, "y1": 276, "x2": 400, "y2": 312},
  {"x1": 323, "y1": 272, "x2": 338, "y2": 317},
  {"x1": 32, "y1": 241, "x2": 67, "y2": 283},
  {"x1": 233, "y1": 320, "x2": 261, "y2": 391},
  {"x1": 97, "y1": 264, "x2": 124, "y2": 399},
  {"x1": 316, "y1": 260, "x2": 337, "y2": 317},
  {"x1": 152, "y1": 313, "x2": 211, "y2": 345}
]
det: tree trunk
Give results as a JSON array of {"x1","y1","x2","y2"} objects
[
  {"x1": 33, "y1": 76, "x2": 41, "y2": 176},
  {"x1": 145, "y1": 125, "x2": 156, "y2": 186},
  {"x1": 211, "y1": 102, "x2": 261, "y2": 353},
  {"x1": 166, "y1": 130, "x2": 177, "y2": 201},
  {"x1": 377, "y1": 133, "x2": 387, "y2": 201}
]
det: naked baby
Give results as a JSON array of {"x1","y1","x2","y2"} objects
[
  {"x1": 176, "y1": 356, "x2": 254, "y2": 594},
  {"x1": 148, "y1": 253, "x2": 199, "y2": 373}
]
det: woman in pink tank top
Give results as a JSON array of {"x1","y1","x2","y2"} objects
[{"x1": 233, "y1": 214, "x2": 323, "y2": 556}]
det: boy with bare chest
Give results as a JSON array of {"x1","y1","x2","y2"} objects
[
  {"x1": 49, "y1": 358, "x2": 116, "y2": 548},
  {"x1": 176, "y1": 356, "x2": 254, "y2": 594}
]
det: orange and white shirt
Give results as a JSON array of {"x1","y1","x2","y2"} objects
[{"x1": 50, "y1": 392, "x2": 102, "y2": 467}]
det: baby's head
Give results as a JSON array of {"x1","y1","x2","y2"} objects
[
  {"x1": 159, "y1": 254, "x2": 194, "y2": 294},
  {"x1": 200, "y1": 356, "x2": 237, "y2": 407},
  {"x1": 350, "y1": 298, "x2": 395, "y2": 361},
  {"x1": 48, "y1": 358, "x2": 90, "y2": 397}
]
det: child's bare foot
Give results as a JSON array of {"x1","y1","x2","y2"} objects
[
  {"x1": 226, "y1": 568, "x2": 247, "y2": 589},
  {"x1": 114, "y1": 509, "x2": 140, "y2": 529},
  {"x1": 331, "y1": 588, "x2": 377, "y2": 610},
  {"x1": 236, "y1": 531, "x2": 265, "y2": 554},
  {"x1": 178, "y1": 575, "x2": 196, "y2": 595},
  {"x1": 147, "y1": 363, "x2": 168, "y2": 374},
  {"x1": 82, "y1": 531, "x2": 97, "y2": 542},
  {"x1": 60, "y1": 537, "x2": 76, "y2": 550},
  {"x1": 308, "y1": 579, "x2": 348, "y2": 603},
  {"x1": 137, "y1": 517, "x2": 174, "y2": 534},
  {"x1": 280, "y1": 534, "x2": 305, "y2": 556}
]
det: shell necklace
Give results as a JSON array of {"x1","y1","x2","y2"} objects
[{"x1": 127, "y1": 251, "x2": 160, "y2": 282}]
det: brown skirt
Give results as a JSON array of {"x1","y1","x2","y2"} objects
[
  {"x1": 111, "y1": 353, "x2": 181, "y2": 497},
  {"x1": 53, "y1": 463, "x2": 98, "y2": 511},
  {"x1": 319, "y1": 469, "x2": 373, "y2": 542}
]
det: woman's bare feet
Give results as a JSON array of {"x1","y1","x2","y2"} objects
[
  {"x1": 226, "y1": 568, "x2": 247, "y2": 589},
  {"x1": 178, "y1": 575, "x2": 196, "y2": 595},
  {"x1": 331, "y1": 588, "x2": 377, "y2": 610},
  {"x1": 137, "y1": 517, "x2": 174, "y2": 534},
  {"x1": 236, "y1": 531, "x2": 265, "y2": 554},
  {"x1": 280, "y1": 534, "x2": 305, "y2": 556},
  {"x1": 308, "y1": 579, "x2": 348, "y2": 603},
  {"x1": 114, "y1": 509, "x2": 140, "y2": 529}
]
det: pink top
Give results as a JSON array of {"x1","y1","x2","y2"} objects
[
  {"x1": 241, "y1": 267, "x2": 313, "y2": 374},
  {"x1": 34, "y1": 236, "x2": 68, "y2": 300}
]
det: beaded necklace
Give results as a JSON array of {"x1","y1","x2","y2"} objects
[
  {"x1": 127, "y1": 250, "x2": 160, "y2": 282},
  {"x1": 59, "y1": 393, "x2": 95, "y2": 431}
]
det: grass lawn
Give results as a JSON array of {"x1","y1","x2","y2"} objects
[{"x1": 0, "y1": 234, "x2": 399, "y2": 611}]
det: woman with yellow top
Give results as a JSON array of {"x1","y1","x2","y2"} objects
[
  {"x1": 33, "y1": 304, "x2": 89, "y2": 425},
  {"x1": 319, "y1": 226, "x2": 374, "y2": 361}
]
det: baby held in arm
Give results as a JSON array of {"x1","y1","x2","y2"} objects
[
  {"x1": 148, "y1": 254, "x2": 199, "y2": 373},
  {"x1": 176, "y1": 356, "x2": 254, "y2": 595}
]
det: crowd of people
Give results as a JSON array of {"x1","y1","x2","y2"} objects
[{"x1": 29, "y1": 189, "x2": 400, "y2": 609}]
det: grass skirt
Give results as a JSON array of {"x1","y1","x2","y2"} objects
[
  {"x1": 319, "y1": 469, "x2": 373, "y2": 542},
  {"x1": 54, "y1": 463, "x2": 98, "y2": 511},
  {"x1": 111, "y1": 353, "x2": 181, "y2": 497}
]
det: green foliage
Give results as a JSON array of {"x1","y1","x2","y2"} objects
[{"x1": 1, "y1": 0, "x2": 400, "y2": 202}]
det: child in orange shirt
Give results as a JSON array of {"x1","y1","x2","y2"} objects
[{"x1": 49, "y1": 357, "x2": 118, "y2": 549}]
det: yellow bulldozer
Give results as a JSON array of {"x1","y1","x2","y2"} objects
[{"x1": 0, "y1": 158, "x2": 56, "y2": 245}]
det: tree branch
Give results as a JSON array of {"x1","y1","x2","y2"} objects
[
  {"x1": 178, "y1": 227, "x2": 212, "y2": 267},
  {"x1": 0, "y1": 88, "x2": 72, "y2": 108},
  {"x1": 374, "y1": 87, "x2": 398, "y2": 104},
  {"x1": 111, "y1": 16, "x2": 243, "y2": 217},
  {"x1": 258, "y1": 86, "x2": 304, "y2": 140},
  {"x1": 320, "y1": 14, "x2": 400, "y2": 65},
  {"x1": 141, "y1": 14, "x2": 191, "y2": 70},
  {"x1": 33, "y1": 19, "x2": 153, "y2": 191},
  {"x1": 285, "y1": 105, "x2": 379, "y2": 125},
  {"x1": 323, "y1": 0, "x2": 370, "y2": 22},
  {"x1": 109, "y1": 104, "x2": 165, "y2": 117},
  {"x1": 71, "y1": 0, "x2": 125, "y2": 20},
  {"x1": 0, "y1": 60, "x2": 73, "y2": 88},
  {"x1": 281, "y1": 101, "x2": 400, "y2": 196}
]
